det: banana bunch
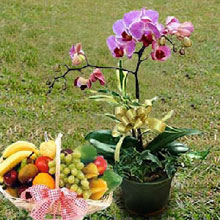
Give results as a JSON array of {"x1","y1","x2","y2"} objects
[{"x1": 0, "y1": 141, "x2": 38, "y2": 178}]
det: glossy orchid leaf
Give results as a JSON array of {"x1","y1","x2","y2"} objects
[
  {"x1": 186, "y1": 150, "x2": 209, "y2": 160},
  {"x1": 104, "y1": 113, "x2": 121, "y2": 122},
  {"x1": 166, "y1": 142, "x2": 189, "y2": 155},
  {"x1": 89, "y1": 94, "x2": 118, "y2": 104},
  {"x1": 147, "y1": 126, "x2": 202, "y2": 153},
  {"x1": 85, "y1": 130, "x2": 140, "y2": 160}
]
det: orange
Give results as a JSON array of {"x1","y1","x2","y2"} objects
[{"x1": 33, "y1": 173, "x2": 55, "y2": 189}]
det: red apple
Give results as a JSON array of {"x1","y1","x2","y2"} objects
[
  {"x1": 94, "y1": 156, "x2": 107, "y2": 175},
  {"x1": 18, "y1": 186, "x2": 32, "y2": 199},
  {"x1": 35, "y1": 156, "x2": 52, "y2": 173},
  {"x1": 4, "y1": 170, "x2": 18, "y2": 186}
]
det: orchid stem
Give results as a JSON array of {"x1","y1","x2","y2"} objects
[
  {"x1": 47, "y1": 63, "x2": 134, "y2": 94},
  {"x1": 134, "y1": 45, "x2": 146, "y2": 151}
]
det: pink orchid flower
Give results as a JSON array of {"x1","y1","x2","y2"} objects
[
  {"x1": 74, "y1": 69, "x2": 105, "y2": 90},
  {"x1": 126, "y1": 8, "x2": 163, "y2": 47},
  {"x1": 89, "y1": 68, "x2": 106, "y2": 85},
  {"x1": 165, "y1": 17, "x2": 194, "y2": 38},
  {"x1": 74, "y1": 77, "x2": 92, "y2": 90},
  {"x1": 106, "y1": 35, "x2": 136, "y2": 58},
  {"x1": 176, "y1": 22, "x2": 194, "y2": 38},
  {"x1": 151, "y1": 41, "x2": 171, "y2": 61},
  {"x1": 164, "y1": 16, "x2": 180, "y2": 35},
  {"x1": 69, "y1": 43, "x2": 85, "y2": 65}
]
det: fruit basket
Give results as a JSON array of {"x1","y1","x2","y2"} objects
[{"x1": 0, "y1": 133, "x2": 118, "y2": 219}]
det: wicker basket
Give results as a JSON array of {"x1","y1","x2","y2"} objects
[{"x1": 0, "y1": 133, "x2": 113, "y2": 216}]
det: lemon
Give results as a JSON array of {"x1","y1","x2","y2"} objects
[{"x1": 40, "y1": 140, "x2": 56, "y2": 159}]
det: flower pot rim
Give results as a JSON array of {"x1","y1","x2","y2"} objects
[{"x1": 123, "y1": 176, "x2": 173, "y2": 186}]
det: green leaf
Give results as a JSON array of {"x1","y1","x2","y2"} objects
[
  {"x1": 89, "y1": 139, "x2": 115, "y2": 156},
  {"x1": 116, "y1": 60, "x2": 128, "y2": 95},
  {"x1": 77, "y1": 144, "x2": 97, "y2": 164},
  {"x1": 165, "y1": 159, "x2": 177, "y2": 178},
  {"x1": 89, "y1": 95, "x2": 118, "y2": 104},
  {"x1": 166, "y1": 142, "x2": 189, "y2": 155},
  {"x1": 147, "y1": 126, "x2": 202, "y2": 153},
  {"x1": 85, "y1": 130, "x2": 140, "y2": 160},
  {"x1": 186, "y1": 150, "x2": 209, "y2": 160},
  {"x1": 104, "y1": 113, "x2": 120, "y2": 122},
  {"x1": 101, "y1": 170, "x2": 122, "y2": 193},
  {"x1": 139, "y1": 150, "x2": 162, "y2": 167}
]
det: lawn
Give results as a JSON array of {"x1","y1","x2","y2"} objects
[{"x1": 0, "y1": 0, "x2": 219, "y2": 219}]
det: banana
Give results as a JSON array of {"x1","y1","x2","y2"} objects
[
  {"x1": 0, "y1": 151, "x2": 33, "y2": 176},
  {"x1": 0, "y1": 176, "x2": 3, "y2": 183},
  {"x1": 2, "y1": 141, "x2": 38, "y2": 159}
]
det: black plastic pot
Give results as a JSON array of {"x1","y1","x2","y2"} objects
[{"x1": 121, "y1": 177, "x2": 173, "y2": 216}]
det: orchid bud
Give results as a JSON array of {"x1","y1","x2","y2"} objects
[
  {"x1": 179, "y1": 47, "x2": 185, "y2": 55},
  {"x1": 173, "y1": 45, "x2": 178, "y2": 53},
  {"x1": 72, "y1": 54, "x2": 85, "y2": 65},
  {"x1": 159, "y1": 37, "x2": 166, "y2": 46},
  {"x1": 183, "y1": 37, "x2": 192, "y2": 47}
]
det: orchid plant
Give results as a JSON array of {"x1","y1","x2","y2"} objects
[{"x1": 49, "y1": 8, "x2": 209, "y2": 182}]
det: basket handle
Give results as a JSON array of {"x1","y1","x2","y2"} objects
[{"x1": 55, "y1": 133, "x2": 62, "y2": 189}]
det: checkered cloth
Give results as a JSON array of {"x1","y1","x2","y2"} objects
[{"x1": 21, "y1": 185, "x2": 88, "y2": 220}]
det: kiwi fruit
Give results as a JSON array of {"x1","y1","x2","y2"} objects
[{"x1": 18, "y1": 164, "x2": 38, "y2": 184}]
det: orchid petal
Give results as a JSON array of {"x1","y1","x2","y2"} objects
[
  {"x1": 129, "y1": 21, "x2": 145, "y2": 40},
  {"x1": 125, "y1": 40, "x2": 136, "y2": 58},
  {"x1": 74, "y1": 77, "x2": 91, "y2": 90},
  {"x1": 113, "y1": 19, "x2": 125, "y2": 36},
  {"x1": 107, "y1": 35, "x2": 118, "y2": 57},
  {"x1": 75, "y1": 43, "x2": 82, "y2": 54},
  {"x1": 107, "y1": 35, "x2": 117, "y2": 51},
  {"x1": 166, "y1": 16, "x2": 179, "y2": 26},
  {"x1": 90, "y1": 69, "x2": 106, "y2": 85},
  {"x1": 151, "y1": 41, "x2": 171, "y2": 61},
  {"x1": 142, "y1": 9, "x2": 159, "y2": 23},
  {"x1": 123, "y1": 10, "x2": 142, "y2": 28},
  {"x1": 145, "y1": 22, "x2": 161, "y2": 39},
  {"x1": 178, "y1": 22, "x2": 194, "y2": 34},
  {"x1": 69, "y1": 45, "x2": 76, "y2": 59}
]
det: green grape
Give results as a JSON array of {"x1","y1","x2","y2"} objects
[
  {"x1": 48, "y1": 160, "x2": 56, "y2": 168},
  {"x1": 60, "y1": 164, "x2": 65, "y2": 172},
  {"x1": 76, "y1": 187, "x2": 83, "y2": 195},
  {"x1": 60, "y1": 173, "x2": 65, "y2": 179},
  {"x1": 60, "y1": 153, "x2": 65, "y2": 161},
  {"x1": 74, "y1": 178, "x2": 80, "y2": 184},
  {"x1": 82, "y1": 185, "x2": 90, "y2": 190},
  {"x1": 76, "y1": 162, "x2": 84, "y2": 170},
  {"x1": 77, "y1": 171, "x2": 85, "y2": 180},
  {"x1": 81, "y1": 179, "x2": 89, "y2": 188},
  {"x1": 49, "y1": 167, "x2": 56, "y2": 175},
  {"x1": 64, "y1": 177, "x2": 69, "y2": 183},
  {"x1": 68, "y1": 176, "x2": 75, "y2": 184},
  {"x1": 73, "y1": 159, "x2": 80, "y2": 164},
  {"x1": 83, "y1": 190, "x2": 91, "y2": 199},
  {"x1": 71, "y1": 168, "x2": 78, "y2": 176},
  {"x1": 59, "y1": 180, "x2": 65, "y2": 188},
  {"x1": 65, "y1": 154, "x2": 72, "y2": 164},
  {"x1": 69, "y1": 164, "x2": 75, "y2": 170},
  {"x1": 70, "y1": 184, "x2": 78, "y2": 192},
  {"x1": 72, "y1": 151, "x2": 81, "y2": 159},
  {"x1": 63, "y1": 167, "x2": 70, "y2": 175}
]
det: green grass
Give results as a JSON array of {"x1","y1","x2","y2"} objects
[{"x1": 0, "y1": 0, "x2": 219, "y2": 219}]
